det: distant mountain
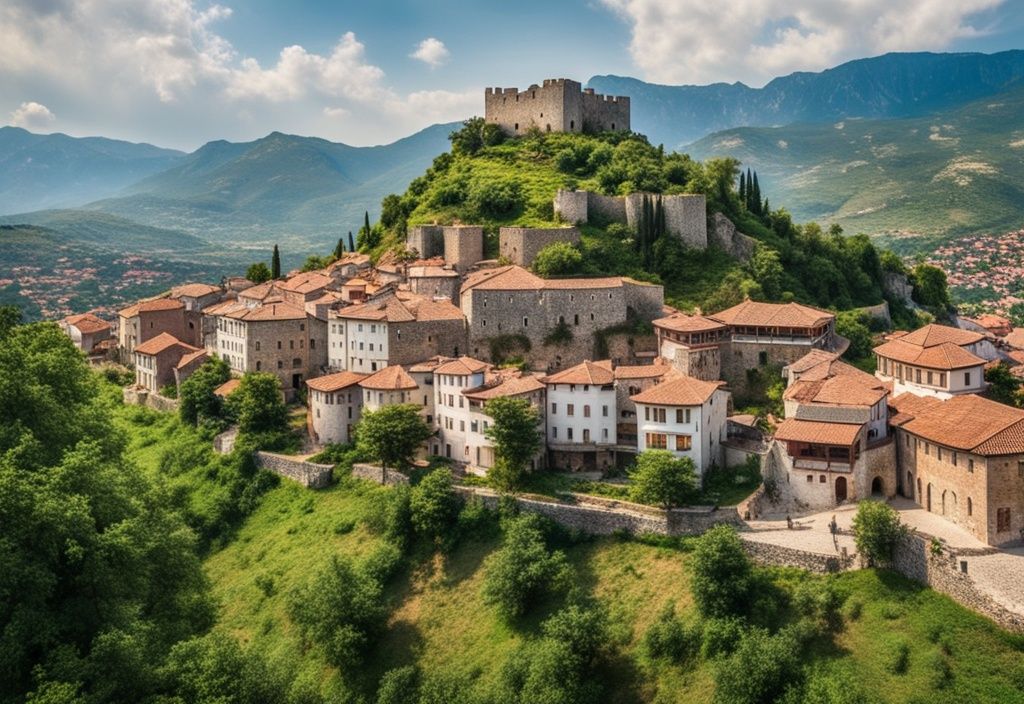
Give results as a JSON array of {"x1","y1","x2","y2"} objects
[
  {"x1": 589, "y1": 51, "x2": 1024, "y2": 149},
  {"x1": 686, "y1": 85, "x2": 1024, "y2": 248},
  {"x1": 86, "y1": 122, "x2": 459, "y2": 245},
  {"x1": 0, "y1": 127, "x2": 184, "y2": 214}
]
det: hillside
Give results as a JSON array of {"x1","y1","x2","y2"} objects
[
  {"x1": 109, "y1": 403, "x2": 1024, "y2": 704},
  {"x1": 85, "y1": 123, "x2": 459, "y2": 246},
  {"x1": 686, "y1": 86, "x2": 1024, "y2": 248},
  {"x1": 589, "y1": 50, "x2": 1024, "y2": 149},
  {"x1": 0, "y1": 126, "x2": 184, "y2": 214},
  {"x1": 0, "y1": 211, "x2": 247, "y2": 318}
]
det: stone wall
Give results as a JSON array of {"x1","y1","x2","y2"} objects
[
  {"x1": 484, "y1": 78, "x2": 629, "y2": 136},
  {"x1": 122, "y1": 386, "x2": 180, "y2": 412},
  {"x1": 254, "y1": 451, "x2": 333, "y2": 489},
  {"x1": 892, "y1": 533, "x2": 1024, "y2": 633},
  {"x1": 553, "y1": 190, "x2": 707, "y2": 249},
  {"x1": 499, "y1": 226, "x2": 581, "y2": 267},
  {"x1": 351, "y1": 462, "x2": 410, "y2": 485},
  {"x1": 214, "y1": 427, "x2": 238, "y2": 454},
  {"x1": 709, "y1": 212, "x2": 756, "y2": 262},
  {"x1": 408, "y1": 225, "x2": 444, "y2": 259},
  {"x1": 443, "y1": 226, "x2": 484, "y2": 272},
  {"x1": 743, "y1": 540, "x2": 854, "y2": 573}
]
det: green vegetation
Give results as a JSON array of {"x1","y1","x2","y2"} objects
[
  {"x1": 356, "y1": 404, "x2": 435, "y2": 472},
  {"x1": 483, "y1": 396, "x2": 543, "y2": 493},
  {"x1": 246, "y1": 261, "x2": 272, "y2": 283},
  {"x1": 532, "y1": 240, "x2": 584, "y2": 276},
  {"x1": 852, "y1": 501, "x2": 908, "y2": 567},
  {"x1": 628, "y1": 450, "x2": 699, "y2": 509}
]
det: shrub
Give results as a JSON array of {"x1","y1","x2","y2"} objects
[
  {"x1": 700, "y1": 617, "x2": 745, "y2": 659},
  {"x1": 927, "y1": 651, "x2": 953, "y2": 689},
  {"x1": 286, "y1": 554, "x2": 387, "y2": 669},
  {"x1": 885, "y1": 638, "x2": 911, "y2": 674},
  {"x1": 644, "y1": 602, "x2": 691, "y2": 662},
  {"x1": 468, "y1": 177, "x2": 523, "y2": 218},
  {"x1": 541, "y1": 603, "x2": 609, "y2": 668},
  {"x1": 360, "y1": 542, "x2": 404, "y2": 584},
  {"x1": 482, "y1": 514, "x2": 570, "y2": 620},
  {"x1": 418, "y1": 667, "x2": 478, "y2": 704},
  {"x1": 532, "y1": 241, "x2": 583, "y2": 277},
  {"x1": 690, "y1": 525, "x2": 752, "y2": 619},
  {"x1": 376, "y1": 665, "x2": 419, "y2": 704},
  {"x1": 410, "y1": 468, "x2": 462, "y2": 545},
  {"x1": 791, "y1": 578, "x2": 845, "y2": 634},
  {"x1": 851, "y1": 500, "x2": 907, "y2": 567},
  {"x1": 628, "y1": 450, "x2": 698, "y2": 509},
  {"x1": 364, "y1": 484, "x2": 413, "y2": 548},
  {"x1": 712, "y1": 626, "x2": 802, "y2": 704}
]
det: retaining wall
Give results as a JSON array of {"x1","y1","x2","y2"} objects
[
  {"x1": 254, "y1": 451, "x2": 333, "y2": 489},
  {"x1": 351, "y1": 462, "x2": 410, "y2": 485},
  {"x1": 123, "y1": 387, "x2": 180, "y2": 412}
]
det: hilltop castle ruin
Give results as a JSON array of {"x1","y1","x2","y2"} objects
[{"x1": 485, "y1": 78, "x2": 629, "y2": 136}]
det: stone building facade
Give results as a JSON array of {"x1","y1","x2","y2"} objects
[
  {"x1": 408, "y1": 264, "x2": 460, "y2": 301},
  {"x1": 554, "y1": 190, "x2": 707, "y2": 249},
  {"x1": 407, "y1": 225, "x2": 484, "y2": 273},
  {"x1": 118, "y1": 298, "x2": 187, "y2": 363},
  {"x1": 307, "y1": 371, "x2": 365, "y2": 446},
  {"x1": 499, "y1": 226, "x2": 581, "y2": 268},
  {"x1": 484, "y1": 78, "x2": 629, "y2": 136},
  {"x1": 133, "y1": 333, "x2": 205, "y2": 394},
  {"x1": 216, "y1": 302, "x2": 314, "y2": 395}
]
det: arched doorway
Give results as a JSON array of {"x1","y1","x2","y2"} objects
[
  {"x1": 871, "y1": 476, "x2": 884, "y2": 495},
  {"x1": 906, "y1": 472, "x2": 914, "y2": 499},
  {"x1": 835, "y1": 476, "x2": 848, "y2": 503},
  {"x1": 917, "y1": 478, "x2": 922, "y2": 504},
  {"x1": 949, "y1": 491, "x2": 957, "y2": 520},
  {"x1": 927, "y1": 483, "x2": 933, "y2": 512},
  {"x1": 941, "y1": 490, "x2": 947, "y2": 515}
]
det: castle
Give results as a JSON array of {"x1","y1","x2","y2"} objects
[{"x1": 485, "y1": 78, "x2": 629, "y2": 136}]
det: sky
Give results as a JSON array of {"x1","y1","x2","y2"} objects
[{"x1": 2, "y1": 0, "x2": 1023, "y2": 151}]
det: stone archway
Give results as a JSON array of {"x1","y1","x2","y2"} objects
[
  {"x1": 835, "y1": 476, "x2": 848, "y2": 503},
  {"x1": 871, "y1": 476, "x2": 884, "y2": 495}
]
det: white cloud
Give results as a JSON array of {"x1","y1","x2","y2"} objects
[
  {"x1": 0, "y1": 1, "x2": 475, "y2": 148},
  {"x1": 410, "y1": 37, "x2": 450, "y2": 68},
  {"x1": 600, "y1": 0, "x2": 1005, "y2": 85},
  {"x1": 9, "y1": 101, "x2": 56, "y2": 130}
]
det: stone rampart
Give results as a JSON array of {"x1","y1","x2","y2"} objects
[
  {"x1": 554, "y1": 190, "x2": 707, "y2": 248},
  {"x1": 254, "y1": 451, "x2": 333, "y2": 489},
  {"x1": 351, "y1": 462, "x2": 411, "y2": 485},
  {"x1": 499, "y1": 226, "x2": 581, "y2": 267},
  {"x1": 743, "y1": 540, "x2": 854, "y2": 573}
]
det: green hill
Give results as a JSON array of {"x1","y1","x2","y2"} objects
[{"x1": 686, "y1": 86, "x2": 1024, "y2": 251}]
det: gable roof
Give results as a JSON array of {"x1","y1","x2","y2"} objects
[
  {"x1": 542, "y1": 360, "x2": 614, "y2": 385},
  {"x1": 119, "y1": 297, "x2": 184, "y2": 317},
  {"x1": 176, "y1": 349, "x2": 208, "y2": 370},
  {"x1": 279, "y1": 271, "x2": 332, "y2": 294},
  {"x1": 709, "y1": 300, "x2": 834, "y2": 328},
  {"x1": 222, "y1": 302, "x2": 307, "y2": 322},
  {"x1": 901, "y1": 394, "x2": 1024, "y2": 455},
  {"x1": 653, "y1": 312, "x2": 727, "y2": 334},
  {"x1": 896, "y1": 323, "x2": 984, "y2": 348},
  {"x1": 434, "y1": 356, "x2": 491, "y2": 376},
  {"x1": 359, "y1": 365, "x2": 418, "y2": 391},
  {"x1": 873, "y1": 338, "x2": 985, "y2": 370},
  {"x1": 307, "y1": 370, "x2": 367, "y2": 392},
  {"x1": 630, "y1": 376, "x2": 725, "y2": 406},
  {"x1": 774, "y1": 418, "x2": 863, "y2": 446},
  {"x1": 134, "y1": 332, "x2": 197, "y2": 356},
  {"x1": 613, "y1": 362, "x2": 674, "y2": 380},
  {"x1": 172, "y1": 283, "x2": 221, "y2": 299},
  {"x1": 337, "y1": 292, "x2": 464, "y2": 323},
  {"x1": 64, "y1": 312, "x2": 110, "y2": 334},
  {"x1": 887, "y1": 392, "x2": 943, "y2": 427},
  {"x1": 464, "y1": 372, "x2": 545, "y2": 401},
  {"x1": 460, "y1": 265, "x2": 635, "y2": 294},
  {"x1": 786, "y1": 349, "x2": 841, "y2": 376},
  {"x1": 214, "y1": 378, "x2": 241, "y2": 398}
]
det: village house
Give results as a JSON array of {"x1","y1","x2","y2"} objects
[
  {"x1": 277, "y1": 271, "x2": 333, "y2": 306},
  {"x1": 543, "y1": 360, "x2": 618, "y2": 471},
  {"x1": 891, "y1": 392, "x2": 1024, "y2": 546},
  {"x1": 118, "y1": 298, "x2": 187, "y2": 364},
  {"x1": 60, "y1": 312, "x2": 112, "y2": 355},
  {"x1": 462, "y1": 370, "x2": 546, "y2": 471},
  {"x1": 327, "y1": 252, "x2": 372, "y2": 281},
  {"x1": 630, "y1": 375, "x2": 729, "y2": 479},
  {"x1": 459, "y1": 265, "x2": 664, "y2": 369},
  {"x1": 407, "y1": 262, "x2": 460, "y2": 301},
  {"x1": 215, "y1": 301, "x2": 314, "y2": 396},
  {"x1": 874, "y1": 323, "x2": 990, "y2": 399},
  {"x1": 328, "y1": 291, "x2": 467, "y2": 374},
  {"x1": 306, "y1": 371, "x2": 366, "y2": 446},
  {"x1": 171, "y1": 282, "x2": 224, "y2": 347},
  {"x1": 432, "y1": 356, "x2": 491, "y2": 461},
  {"x1": 612, "y1": 360, "x2": 676, "y2": 451},
  {"x1": 132, "y1": 332, "x2": 206, "y2": 394}
]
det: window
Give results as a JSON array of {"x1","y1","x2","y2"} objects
[
  {"x1": 997, "y1": 507, "x2": 1011, "y2": 533},
  {"x1": 646, "y1": 432, "x2": 667, "y2": 449},
  {"x1": 806, "y1": 475, "x2": 813, "y2": 483},
  {"x1": 758, "y1": 351, "x2": 768, "y2": 366},
  {"x1": 820, "y1": 475, "x2": 827, "y2": 483},
  {"x1": 1019, "y1": 460, "x2": 1024, "y2": 478},
  {"x1": 965, "y1": 371, "x2": 972, "y2": 386},
  {"x1": 552, "y1": 427, "x2": 558, "y2": 439},
  {"x1": 524, "y1": 317, "x2": 528, "y2": 327},
  {"x1": 567, "y1": 428, "x2": 574, "y2": 440},
  {"x1": 567, "y1": 404, "x2": 575, "y2": 416},
  {"x1": 255, "y1": 341, "x2": 261, "y2": 351},
  {"x1": 675, "y1": 435, "x2": 692, "y2": 451},
  {"x1": 583, "y1": 405, "x2": 591, "y2": 418},
  {"x1": 915, "y1": 369, "x2": 922, "y2": 384},
  {"x1": 256, "y1": 361, "x2": 261, "y2": 371},
  {"x1": 583, "y1": 429, "x2": 590, "y2": 442},
  {"x1": 602, "y1": 405, "x2": 608, "y2": 417},
  {"x1": 968, "y1": 458, "x2": 975, "y2": 473},
  {"x1": 653, "y1": 408, "x2": 666, "y2": 423},
  {"x1": 952, "y1": 452, "x2": 957, "y2": 467},
  {"x1": 939, "y1": 373, "x2": 946, "y2": 387},
  {"x1": 551, "y1": 402, "x2": 557, "y2": 414},
  {"x1": 967, "y1": 497, "x2": 973, "y2": 516}
]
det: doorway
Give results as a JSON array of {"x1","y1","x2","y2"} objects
[
  {"x1": 871, "y1": 476, "x2": 883, "y2": 495},
  {"x1": 835, "y1": 476, "x2": 848, "y2": 503}
]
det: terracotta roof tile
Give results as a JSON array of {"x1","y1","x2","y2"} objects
[
  {"x1": 653, "y1": 312, "x2": 727, "y2": 333},
  {"x1": 307, "y1": 370, "x2": 367, "y2": 392},
  {"x1": 542, "y1": 360, "x2": 614, "y2": 385},
  {"x1": 873, "y1": 339, "x2": 985, "y2": 370},
  {"x1": 119, "y1": 297, "x2": 184, "y2": 317},
  {"x1": 434, "y1": 356, "x2": 491, "y2": 376},
  {"x1": 359, "y1": 365, "x2": 418, "y2": 391},
  {"x1": 787, "y1": 349, "x2": 840, "y2": 375},
  {"x1": 613, "y1": 362, "x2": 673, "y2": 380},
  {"x1": 409, "y1": 356, "x2": 452, "y2": 373},
  {"x1": 223, "y1": 302, "x2": 307, "y2": 322},
  {"x1": 337, "y1": 293, "x2": 464, "y2": 323},
  {"x1": 464, "y1": 372, "x2": 545, "y2": 400},
  {"x1": 171, "y1": 283, "x2": 221, "y2": 299},
  {"x1": 134, "y1": 332, "x2": 197, "y2": 356},
  {"x1": 774, "y1": 418, "x2": 863, "y2": 446},
  {"x1": 214, "y1": 379, "x2": 241, "y2": 397},
  {"x1": 709, "y1": 300, "x2": 834, "y2": 328},
  {"x1": 461, "y1": 265, "x2": 643, "y2": 294},
  {"x1": 902, "y1": 394, "x2": 1024, "y2": 455},
  {"x1": 630, "y1": 376, "x2": 725, "y2": 406},
  {"x1": 897, "y1": 323, "x2": 984, "y2": 348},
  {"x1": 64, "y1": 312, "x2": 110, "y2": 334},
  {"x1": 176, "y1": 349, "x2": 208, "y2": 370}
]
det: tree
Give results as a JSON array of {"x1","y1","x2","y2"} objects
[
  {"x1": 287, "y1": 554, "x2": 387, "y2": 668},
  {"x1": 178, "y1": 356, "x2": 231, "y2": 425},
  {"x1": 836, "y1": 311, "x2": 874, "y2": 361},
  {"x1": 300, "y1": 254, "x2": 330, "y2": 272},
  {"x1": 246, "y1": 262, "x2": 272, "y2": 284},
  {"x1": 449, "y1": 116, "x2": 505, "y2": 155},
  {"x1": 738, "y1": 170, "x2": 747, "y2": 206},
  {"x1": 232, "y1": 372, "x2": 287, "y2": 436},
  {"x1": 334, "y1": 236, "x2": 345, "y2": 259},
  {"x1": 348, "y1": 230, "x2": 356, "y2": 253},
  {"x1": 410, "y1": 468, "x2": 462, "y2": 544},
  {"x1": 749, "y1": 244, "x2": 784, "y2": 300},
  {"x1": 376, "y1": 666, "x2": 419, "y2": 704},
  {"x1": 985, "y1": 362, "x2": 1022, "y2": 407},
  {"x1": 161, "y1": 633, "x2": 288, "y2": 704},
  {"x1": 0, "y1": 304, "x2": 22, "y2": 338},
  {"x1": 851, "y1": 500, "x2": 907, "y2": 566},
  {"x1": 482, "y1": 514, "x2": 569, "y2": 620},
  {"x1": 713, "y1": 626, "x2": 803, "y2": 704},
  {"x1": 531, "y1": 241, "x2": 583, "y2": 277},
  {"x1": 911, "y1": 263, "x2": 950, "y2": 310},
  {"x1": 484, "y1": 397, "x2": 542, "y2": 492},
  {"x1": 271, "y1": 245, "x2": 281, "y2": 279},
  {"x1": 356, "y1": 404, "x2": 433, "y2": 473},
  {"x1": 690, "y1": 525, "x2": 752, "y2": 619},
  {"x1": 628, "y1": 450, "x2": 698, "y2": 509}
]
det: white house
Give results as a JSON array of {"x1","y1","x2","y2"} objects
[
  {"x1": 359, "y1": 365, "x2": 420, "y2": 412},
  {"x1": 432, "y1": 356, "x2": 490, "y2": 461},
  {"x1": 306, "y1": 371, "x2": 366, "y2": 446},
  {"x1": 543, "y1": 360, "x2": 618, "y2": 471},
  {"x1": 630, "y1": 375, "x2": 729, "y2": 479},
  {"x1": 874, "y1": 324, "x2": 988, "y2": 399},
  {"x1": 462, "y1": 371, "x2": 546, "y2": 471}
]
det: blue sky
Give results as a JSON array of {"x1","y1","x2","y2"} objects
[{"x1": 2, "y1": 0, "x2": 1022, "y2": 150}]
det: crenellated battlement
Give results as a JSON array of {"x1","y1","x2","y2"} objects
[{"x1": 484, "y1": 77, "x2": 629, "y2": 136}]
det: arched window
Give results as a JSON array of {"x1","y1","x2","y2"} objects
[{"x1": 967, "y1": 497, "x2": 973, "y2": 516}]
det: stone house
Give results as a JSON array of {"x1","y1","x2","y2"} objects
[
  {"x1": 874, "y1": 324, "x2": 990, "y2": 399},
  {"x1": 408, "y1": 263, "x2": 460, "y2": 301},
  {"x1": 133, "y1": 332, "x2": 206, "y2": 394},
  {"x1": 891, "y1": 393, "x2": 1024, "y2": 546},
  {"x1": 653, "y1": 312, "x2": 729, "y2": 382},
  {"x1": 171, "y1": 283, "x2": 224, "y2": 347},
  {"x1": 498, "y1": 226, "x2": 580, "y2": 268},
  {"x1": 216, "y1": 301, "x2": 314, "y2": 396},
  {"x1": 118, "y1": 298, "x2": 187, "y2": 364},
  {"x1": 306, "y1": 371, "x2": 366, "y2": 446},
  {"x1": 630, "y1": 375, "x2": 729, "y2": 480},
  {"x1": 327, "y1": 253, "x2": 372, "y2": 281},
  {"x1": 278, "y1": 271, "x2": 333, "y2": 306},
  {"x1": 60, "y1": 312, "x2": 111, "y2": 354},
  {"x1": 329, "y1": 291, "x2": 467, "y2": 374},
  {"x1": 459, "y1": 265, "x2": 664, "y2": 370},
  {"x1": 543, "y1": 360, "x2": 618, "y2": 471}
]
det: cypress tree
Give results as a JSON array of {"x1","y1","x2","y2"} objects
[
  {"x1": 763, "y1": 198, "x2": 769, "y2": 215},
  {"x1": 739, "y1": 171, "x2": 746, "y2": 206},
  {"x1": 363, "y1": 211, "x2": 370, "y2": 236},
  {"x1": 745, "y1": 168, "x2": 753, "y2": 209},
  {"x1": 334, "y1": 237, "x2": 345, "y2": 258},
  {"x1": 271, "y1": 244, "x2": 281, "y2": 279},
  {"x1": 751, "y1": 172, "x2": 762, "y2": 216},
  {"x1": 348, "y1": 230, "x2": 355, "y2": 253}
]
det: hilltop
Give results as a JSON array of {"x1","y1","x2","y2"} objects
[{"x1": 687, "y1": 85, "x2": 1024, "y2": 248}]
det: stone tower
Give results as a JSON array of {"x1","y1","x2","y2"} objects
[{"x1": 484, "y1": 78, "x2": 630, "y2": 136}]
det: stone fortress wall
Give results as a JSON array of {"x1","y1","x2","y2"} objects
[
  {"x1": 499, "y1": 226, "x2": 581, "y2": 267},
  {"x1": 555, "y1": 189, "x2": 708, "y2": 249},
  {"x1": 484, "y1": 78, "x2": 629, "y2": 136},
  {"x1": 407, "y1": 225, "x2": 484, "y2": 273}
]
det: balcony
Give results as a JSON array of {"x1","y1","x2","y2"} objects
[{"x1": 793, "y1": 459, "x2": 852, "y2": 473}]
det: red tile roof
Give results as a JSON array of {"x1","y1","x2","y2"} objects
[
  {"x1": 222, "y1": 302, "x2": 307, "y2": 322},
  {"x1": 134, "y1": 332, "x2": 197, "y2": 356},
  {"x1": 653, "y1": 312, "x2": 727, "y2": 333},
  {"x1": 897, "y1": 323, "x2": 984, "y2": 348},
  {"x1": 337, "y1": 292, "x2": 464, "y2": 323},
  {"x1": 434, "y1": 356, "x2": 491, "y2": 376},
  {"x1": 873, "y1": 339, "x2": 984, "y2": 370},
  {"x1": 176, "y1": 349, "x2": 208, "y2": 370},
  {"x1": 214, "y1": 379, "x2": 241, "y2": 397},
  {"x1": 630, "y1": 376, "x2": 725, "y2": 406},
  {"x1": 359, "y1": 365, "x2": 418, "y2": 391},
  {"x1": 709, "y1": 300, "x2": 834, "y2": 328},
  {"x1": 172, "y1": 283, "x2": 221, "y2": 299},
  {"x1": 280, "y1": 271, "x2": 332, "y2": 294},
  {"x1": 887, "y1": 392, "x2": 943, "y2": 427},
  {"x1": 119, "y1": 298, "x2": 184, "y2": 317},
  {"x1": 464, "y1": 372, "x2": 545, "y2": 400},
  {"x1": 64, "y1": 312, "x2": 110, "y2": 334},
  {"x1": 774, "y1": 418, "x2": 863, "y2": 446},
  {"x1": 613, "y1": 362, "x2": 674, "y2": 380},
  {"x1": 307, "y1": 370, "x2": 367, "y2": 392},
  {"x1": 901, "y1": 394, "x2": 1024, "y2": 455},
  {"x1": 542, "y1": 360, "x2": 614, "y2": 385}
]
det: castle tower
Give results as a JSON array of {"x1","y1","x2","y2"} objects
[{"x1": 484, "y1": 78, "x2": 629, "y2": 136}]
